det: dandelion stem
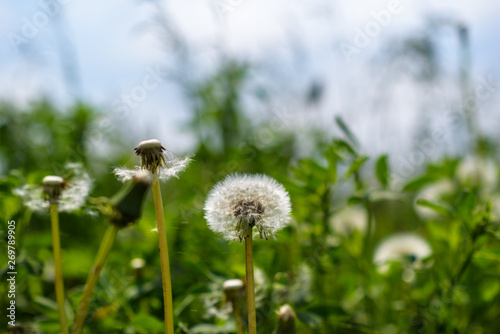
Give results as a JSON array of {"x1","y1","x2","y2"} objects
[
  {"x1": 232, "y1": 296, "x2": 245, "y2": 334},
  {"x1": 245, "y1": 232, "x2": 257, "y2": 334},
  {"x1": 50, "y1": 203, "x2": 68, "y2": 334},
  {"x1": 151, "y1": 176, "x2": 175, "y2": 334},
  {"x1": 72, "y1": 224, "x2": 118, "y2": 334}
]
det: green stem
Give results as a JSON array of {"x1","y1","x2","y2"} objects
[
  {"x1": 362, "y1": 203, "x2": 373, "y2": 262},
  {"x1": 72, "y1": 224, "x2": 118, "y2": 334},
  {"x1": 151, "y1": 176, "x2": 175, "y2": 334},
  {"x1": 50, "y1": 203, "x2": 68, "y2": 334},
  {"x1": 245, "y1": 232, "x2": 257, "y2": 334},
  {"x1": 231, "y1": 296, "x2": 245, "y2": 334}
]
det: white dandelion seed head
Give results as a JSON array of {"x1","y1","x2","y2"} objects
[
  {"x1": 414, "y1": 180, "x2": 455, "y2": 219},
  {"x1": 14, "y1": 163, "x2": 92, "y2": 213},
  {"x1": 374, "y1": 233, "x2": 432, "y2": 272},
  {"x1": 204, "y1": 174, "x2": 292, "y2": 242},
  {"x1": 330, "y1": 205, "x2": 367, "y2": 236},
  {"x1": 456, "y1": 156, "x2": 498, "y2": 193}
]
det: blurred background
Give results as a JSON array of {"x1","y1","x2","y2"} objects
[
  {"x1": 2, "y1": 1, "x2": 500, "y2": 333},
  {"x1": 1, "y1": 0, "x2": 500, "y2": 167}
]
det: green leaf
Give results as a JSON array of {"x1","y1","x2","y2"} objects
[
  {"x1": 416, "y1": 199, "x2": 453, "y2": 218},
  {"x1": 335, "y1": 116, "x2": 359, "y2": 149},
  {"x1": 21, "y1": 256, "x2": 44, "y2": 276},
  {"x1": 375, "y1": 155, "x2": 390, "y2": 188},
  {"x1": 403, "y1": 176, "x2": 437, "y2": 192},
  {"x1": 456, "y1": 191, "x2": 476, "y2": 223},
  {"x1": 480, "y1": 279, "x2": 500, "y2": 302},
  {"x1": 131, "y1": 314, "x2": 165, "y2": 333},
  {"x1": 347, "y1": 196, "x2": 364, "y2": 205},
  {"x1": 296, "y1": 311, "x2": 323, "y2": 328},
  {"x1": 33, "y1": 296, "x2": 59, "y2": 319},
  {"x1": 343, "y1": 156, "x2": 369, "y2": 180},
  {"x1": 325, "y1": 147, "x2": 338, "y2": 184},
  {"x1": 332, "y1": 139, "x2": 357, "y2": 158}
]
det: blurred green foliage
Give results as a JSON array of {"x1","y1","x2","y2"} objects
[{"x1": 1, "y1": 65, "x2": 500, "y2": 334}]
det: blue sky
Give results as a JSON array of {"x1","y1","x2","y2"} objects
[{"x1": 1, "y1": 0, "x2": 500, "y2": 158}]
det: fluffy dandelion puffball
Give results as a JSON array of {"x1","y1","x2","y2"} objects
[
  {"x1": 414, "y1": 180, "x2": 455, "y2": 219},
  {"x1": 374, "y1": 233, "x2": 432, "y2": 270},
  {"x1": 330, "y1": 205, "x2": 367, "y2": 236},
  {"x1": 114, "y1": 138, "x2": 192, "y2": 182},
  {"x1": 204, "y1": 174, "x2": 291, "y2": 242},
  {"x1": 14, "y1": 163, "x2": 92, "y2": 212},
  {"x1": 456, "y1": 156, "x2": 498, "y2": 193}
]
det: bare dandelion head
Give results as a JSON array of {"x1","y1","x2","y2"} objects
[
  {"x1": 130, "y1": 258, "x2": 146, "y2": 270},
  {"x1": 134, "y1": 139, "x2": 165, "y2": 174},
  {"x1": 42, "y1": 175, "x2": 66, "y2": 202},
  {"x1": 204, "y1": 174, "x2": 291, "y2": 242},
  {"x1": 114, "y1": 138, "x2": 192, "y2": 182},
  {"x1": 14, "y1": 163, "x2": 92, "y2": 212},
  {"x1": 223, "y1": 279, "x2": 245, "y2": 303},
  {"x1": 276, "y1": 304, "x2": 296, "y2": 333},
  {"x1": 278, "y1": 304, "x2": 296, "y2": 321},
  {"x1": 223, "y1": 279, "x2": 245, "y2": 293}
]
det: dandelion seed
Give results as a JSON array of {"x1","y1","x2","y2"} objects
[
  {"x1": 204, "y1": 174, "x2": 292, "y2": 242},
  {"x1": 14, "y1": 163, "x2": 92, "y2": 213},
  {"x1": 374, "y1": 233, "x2": 432, "y2": 273},
  {"x1": 113, "y1": 138, "x2": 192, "y2": 182}
]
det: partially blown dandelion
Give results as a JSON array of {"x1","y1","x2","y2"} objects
[
  {"x1": 114, "y1": 139, "x2": 191, "y2": 182},
  {"x1": 204, "y1": 174, "x2": 291, "y2": 242},
  {"x1": 114, "y1": 139, "x2": 192, "y2": 334},
  {"x1": 41, "y1": 175, "x2": 69, "y2": 334},
  {"x1": 204, "y1": 174, "x2": 291, "y2": 334},
  {"x1": 14, "y1": 162, "x2": 92, "y2": 212},
  {"x1": 14, "y1": 164, "x2": 91, "y2": 334}
]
